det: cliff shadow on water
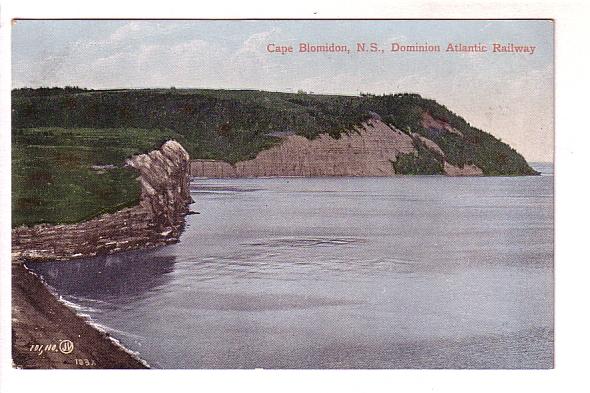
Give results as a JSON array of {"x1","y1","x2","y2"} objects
[{"x1": 26, "y1": 249, "x2": 178, "y2": 305}]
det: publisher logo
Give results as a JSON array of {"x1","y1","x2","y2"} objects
[{"x1": 58, "y1": 340, "x2": 74, "y2": 354}]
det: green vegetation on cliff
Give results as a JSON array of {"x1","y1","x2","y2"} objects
[
  {"x1": 12, "y1": 87, "x2": 537, "y2": 227},
  {"x1": 12, "y1": 127, "x2": 184, "y2": 227},
  {"x1": 392, "y1": 147, "x2": 445, "y2": 175}
]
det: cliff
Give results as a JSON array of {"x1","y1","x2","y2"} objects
[
  {"x1": 12, "y1": 88, "x2": 538, "y2": 176},
  {"x1": 192, "y1": 120, "x2": 414, "y2": 177},
  {"x1": 12, "y1": 140, "x2": 192, "y2": 262},
  {"x1": 190, "y1": 119, "x2": 484, "y2": 178}
]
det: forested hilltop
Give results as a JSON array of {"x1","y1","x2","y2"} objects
[
  {"x1": 12, "y1": 87, "x2": 537, "y2": 227},
  {"x1": 13, "y1": 87, "x2": 536, "y2": 175}
]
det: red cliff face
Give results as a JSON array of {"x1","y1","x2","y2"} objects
[
  {"x1": 191, "y1": 120, "x2": 417, "y2": 178},
  {"x1": 12, "y1": 141, "x2": 192, "y2": 263}
]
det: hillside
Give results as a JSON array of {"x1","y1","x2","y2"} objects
[
  {"x1": 12, "y1": 87, "x2": 538, "y2": 226},
  {"x1": 13, "y1": 88, "x2": 536, "y2": 173}
]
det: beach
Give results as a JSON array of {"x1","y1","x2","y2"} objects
[{"x1": 12, "y1": 263, "x2": 147, "y2": 369}]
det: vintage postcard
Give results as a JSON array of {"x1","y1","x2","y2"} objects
[{"x1": 8, "y1": 19, "x2": 553, "y2": 370}]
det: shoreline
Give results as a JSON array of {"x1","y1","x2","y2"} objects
[
  {"x1": 11, "y1": 140, "x2": 192, "y2": 369},
  {"x1": 12, "y1": 262, "x2": 148, "y2": 369},
  {"x1": 11, "y1": 172, "x2": 551, "y2": 369}
]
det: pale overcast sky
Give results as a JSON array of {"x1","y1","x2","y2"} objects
[{"x1": 12, "y1": 20, "x2": 553, "y2": 162}]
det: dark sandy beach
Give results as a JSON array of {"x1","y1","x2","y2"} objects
[{"x1": 11, "y1": 263, "x2": 147, "y2": 369}]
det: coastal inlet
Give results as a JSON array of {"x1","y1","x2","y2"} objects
[{"x1": 28, "y1": 163, "x2": 554, "y2": 369}]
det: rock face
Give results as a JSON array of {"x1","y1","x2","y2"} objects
[
  {"x1": 411, "y1": 133, "x2": 446, "y2": 158},
  {"x1": 191, "y1": 120, "x2": 416, "y2": 178},
  {"x1": 12, "y1": 140, "x2": 192, "y2": 262},
  {"x1": 190, "y1": 119, "x2": 483, "y2": 178}
]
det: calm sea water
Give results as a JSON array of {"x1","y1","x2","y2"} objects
[{"x1": 28, "y1": 164, "x2": 553, "y2": 369}]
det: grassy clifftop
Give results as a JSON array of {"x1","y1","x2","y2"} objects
[
  {"x1": 13, "y1": 88, "x2": 536, "y2": 174},
  {"x1": 12, "y1": 87, "x2": 537, "y2": 227},
  {"x1": 12, "y1": 127, "x2": 185, "y2": 227}
]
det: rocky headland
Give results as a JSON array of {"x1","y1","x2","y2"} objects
[
  {"x1": 11, "y1": 140, "x2": 192, "y2": 368},
  {"x1": 12, "y1": 140, "x2": 192, "y2": 262}
]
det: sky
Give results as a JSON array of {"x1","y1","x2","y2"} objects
[{"x1": 12, "y1": 20, "x2": 554, "y2": 162}]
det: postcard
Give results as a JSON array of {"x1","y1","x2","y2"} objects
[{"x1": 8, "y1": 19, "x2": 553, "y2": 371}]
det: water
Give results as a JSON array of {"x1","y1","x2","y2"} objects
[{"x1": 28, "y1": 164, "x2": 553, "y2": 369}]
